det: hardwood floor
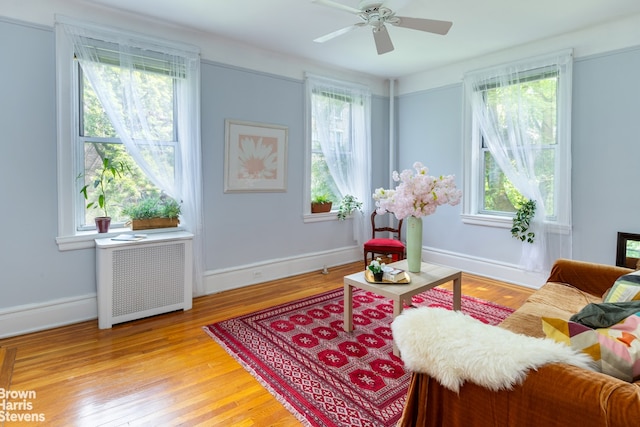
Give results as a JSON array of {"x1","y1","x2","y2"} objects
[{"x1": 0, "y1": 262, "x2": 533, "y2": 426}]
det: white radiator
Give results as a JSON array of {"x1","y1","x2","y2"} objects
[{"x1": 95, "y1": 231, "x2": 193, "y2": 329}]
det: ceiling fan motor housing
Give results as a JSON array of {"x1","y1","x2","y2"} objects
[{"x1": 358, "y1": 3, "x2": 395, "y2": 28}]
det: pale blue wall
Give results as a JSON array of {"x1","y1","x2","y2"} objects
[
  {"x1": 0, "y1": 19, "x2": 97, "y2": 307},
  {"x1": 0, "y1": 18, "x2": 389, "y2": 309},
  {"x1": 201, "y1": 62, "x2": 389, "y2": 269},
  {"x1": 395, "y1": 47, "x2": 640, "y2": 267},
  {"x1": 3, "y1": 14, "x2": 640, "y2": 316},
  {"x1": 571, "y1": 48, "x2": 640, "y2": 262}
]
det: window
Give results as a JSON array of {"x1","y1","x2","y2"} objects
[
  {"x1": 310, "y1": 90, "x2": 351, "y2": 206},
  {"x1": 77, "y1": 62, "x2": 173, "y2": 229},
  {"x1": 304, "y1": 74, "x2": 371, "y2": 225},
  {"x1": 463, "y1": 51, "x2": 573, "y2": 271},
  {"x1": 463, "y1": 51, "x2": 572, "y2": 229},
  {"x1": 55, "y1": 18, "x2": 202, "y2": 255},
  {"x1": 478, "y1": 69, "x2": 559, "y2": 218}
]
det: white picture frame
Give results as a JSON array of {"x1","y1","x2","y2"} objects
[{"x1": 224, "y1": 120, "x2": 288, "y2": 193}]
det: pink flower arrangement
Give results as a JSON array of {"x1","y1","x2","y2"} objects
[{"x1": 373, "y1": 162, "x2": 462, "y2": 220}]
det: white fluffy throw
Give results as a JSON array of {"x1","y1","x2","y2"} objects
[{"x1": 391, "y1": 307, "x2": 595, "y2": 393}]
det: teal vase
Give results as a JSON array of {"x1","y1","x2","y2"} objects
[{"x1": 406, "y1": 216, "x2": 423, "y2": 273}]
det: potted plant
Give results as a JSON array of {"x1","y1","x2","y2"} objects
[
  {"x1": 368, "y1": 257, "x2": 386, "y2": 282},
  {"x1": 311, "y1": 194, "x2": 333, "y2": 213},
  {"x1": 337, "y1": 194, "x2": 363, "y2": 220},
  {"x1": 123, "y1": 194, "x2": 181, "y2": 230},
  {"x1": 79, "y1": 157, "x2": 130, "y2": 233}
]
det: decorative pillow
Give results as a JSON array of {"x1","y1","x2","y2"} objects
[
  {"x1": 604, "y1": 270, "x2": 640, "y2": 303},
  {"x1": 542, "y1": 313, "x2": 640, "y2": 382}
]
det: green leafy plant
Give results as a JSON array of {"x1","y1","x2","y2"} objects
[
  {"x1": 311, "y1": 194, "x2": 332, "y2": 204},
  {"x1": 368, "y1": 257, "x2": 385, "y2": 274},
  {"x1": 79, "y1": 157, "x2": 131, "y2": 218},
  {"x1": 511, "y1": 199, "x2": 536, "y2": 243},
  {"x1": 123, "y1": 194, "x2": 182, "y2": 219},
  {"x1": 160, "y1": 197, "x2": 181, "y2": 219},
  {"x1": 337, "y1": 194, "x2": 363, "y2": 220}
]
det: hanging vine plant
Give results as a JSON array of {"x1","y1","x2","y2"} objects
[
  {"x1": 511, "y1": 199, "x2": 536, "y2": 243},
  {"x1": 337, "y1": 194, "x2": 363, "y2": 220}
]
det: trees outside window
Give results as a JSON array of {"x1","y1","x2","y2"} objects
[
  {"x1": 78, "y1": 68, "x2": 172, "y2": 229},
  {"x1": 463, "y1": 51, "x2": 573, "y2": 272},
  {"x1": 310, "y1": 91, "x2": 351, "y2": 206},
  {"x1": 305, "y1": 74, "x2": 372, "y2": 245},
  {"x1": 479, "y1": 72, "x2": 559, "y2": 219}
]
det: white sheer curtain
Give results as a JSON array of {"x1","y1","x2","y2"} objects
[
  {"x1": 306, "y1": 74, "x2": 372, "y2": 245},
  {"x1": 464, "y1": 51, "x2": 573, "y2": 273},
  {"x1": 59, "y1": 18, "x2": 205, "y2": 295}
]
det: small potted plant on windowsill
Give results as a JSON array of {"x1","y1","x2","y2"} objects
[
  {"x1": 123, "y1": 194, "x2": 181, "y2": 230},
  {"x1": 311, "y1": 194, "x2": 333, "y2": 213},
  {"x1": 79, "y1": 157, "x2": 131, "y2": 233}
]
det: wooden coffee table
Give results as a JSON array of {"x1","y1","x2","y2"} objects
[{"x1": 343, "y1": 259, "x2": 462, "y2": 356}]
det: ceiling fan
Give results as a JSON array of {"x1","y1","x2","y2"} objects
[{"x1": 312, "y1": 0, "x2": 452, "y2": 55}]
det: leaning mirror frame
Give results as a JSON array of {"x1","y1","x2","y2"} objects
[{"x1": 616, "y1": 232, "x2": 640, "y2": 269}]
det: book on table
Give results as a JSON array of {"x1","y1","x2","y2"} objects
[{"x1": 383, "y1": 268, "x2": 405, "y2": 282}]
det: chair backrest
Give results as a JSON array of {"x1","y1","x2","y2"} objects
[{"x1": 370, "y1": 211, "x2": 403, "y2": 240}]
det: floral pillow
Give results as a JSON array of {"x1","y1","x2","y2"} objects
[
  {"x1": 604, "y1": 270, "x2": 640, "y2": 303},
  {"x1": 542, "y1": 313, "x2": 640, "y2": 382}
]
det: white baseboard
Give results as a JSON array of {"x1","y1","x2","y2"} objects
[
  {"x1": 0, "y1": 294, "x2": 98, "y2": 339},
  {"x1": 422, "y1": 246, "x2": 545, "y2": 289},
  {"x1": 0, "y1": 246, "x2": 539, "y2": 339},
  {"x1": 0, "y1": 247, "x2": 362, "y2": 339},
  {"x1": 203, "y1": 246, "x2": 362, "y2": 295}
]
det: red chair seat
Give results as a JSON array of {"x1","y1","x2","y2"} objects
[{"x1": 364, "y1": 238, "x2": 405, "y2": 253}]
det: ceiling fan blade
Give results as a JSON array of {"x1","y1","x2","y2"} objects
[
  {"x1": 311, "y1": 0, "x2": 361, "y2": 14},
  {"x1": 392, "y1": 16, "x2": 452, "y2": 35},
  {"x1": 372, "y1": 25, "x2": 394, "y2": 55},
  {"x1": 314, "y1": 24, "x2": 363, "y2": 43}
]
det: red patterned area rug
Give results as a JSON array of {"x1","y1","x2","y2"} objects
[{"x1": 203, "y1": 287, "x2": 513, "y2": 427}]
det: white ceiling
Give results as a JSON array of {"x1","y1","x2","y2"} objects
[{"x1": 87, "y1": 0, "x2": 640, "y2": 78}]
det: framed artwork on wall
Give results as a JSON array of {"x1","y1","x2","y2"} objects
[
  {"x1": 224, "y1": 120, "x2": 288, "y2": 193},
  {"x1": 616, "y1": 232, "x2": 640, "y2": 269}
]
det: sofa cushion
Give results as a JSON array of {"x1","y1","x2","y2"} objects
[
  {"x1": 542, "y1": 313, "x2": 640, "y2": 382},
  {"x1": 499, "y1": 282, "x2": 602, "y2": 338},
  {"x1": 604, "y1": 270, "x2": 640, "y2": 303}
]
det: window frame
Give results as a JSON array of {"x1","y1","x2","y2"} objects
[
  {"x1": 304, "y1": 79, "x2": 362, "y2": 223},
  {"x1": 55, "y1": 22, "x2": 185, "y2": 250},
  {"x1": 461, "y1": 55, "x2": 571, "y2": 232},
  {"x1": 75, "y1": 65, "x2": 178, "y2": 231}
]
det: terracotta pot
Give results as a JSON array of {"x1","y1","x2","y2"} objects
[
  {"x1": 95, "y1": 217, "x2": 111, "y2": 233},
  {"x1": 311, "y1": 202, "x2": 332, "y2": 213}
]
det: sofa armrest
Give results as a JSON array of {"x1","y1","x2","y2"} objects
[
  {"x1": 399, "y1": 365, "x2": 640, "y2": 427},
  {"x1": 546, "y1": 258, "x2": 632, "y2": 297}
]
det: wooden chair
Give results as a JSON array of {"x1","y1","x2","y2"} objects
[{"x1": 363, "y1": 211, "x2": 405, "y2": 269}]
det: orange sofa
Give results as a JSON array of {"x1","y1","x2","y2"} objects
[{"x1": 398, "y1": 259, "x2": 640, "y2": 427}]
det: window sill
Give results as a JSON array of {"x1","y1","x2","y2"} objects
[
  {"x1": 461, "y1": 213, "x2": 571, "y2": 234},
  {"x1": 56, "y1": 226, "x2": 186, "y2": 251},
  {"x1": 461, "y1": 213, "x2": 513, "y2": 229},
  {"x1": 303, "y1": 211, "x2": 339, "y2": 223}
]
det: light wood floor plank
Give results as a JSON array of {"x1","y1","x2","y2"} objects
[{"x1": 0, "y1": 261, "x2": 533, "y2": 425}]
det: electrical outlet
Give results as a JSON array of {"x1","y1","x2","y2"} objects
[{"x1": 253, "y1": 270, "x2": 262, "y2": 278}]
